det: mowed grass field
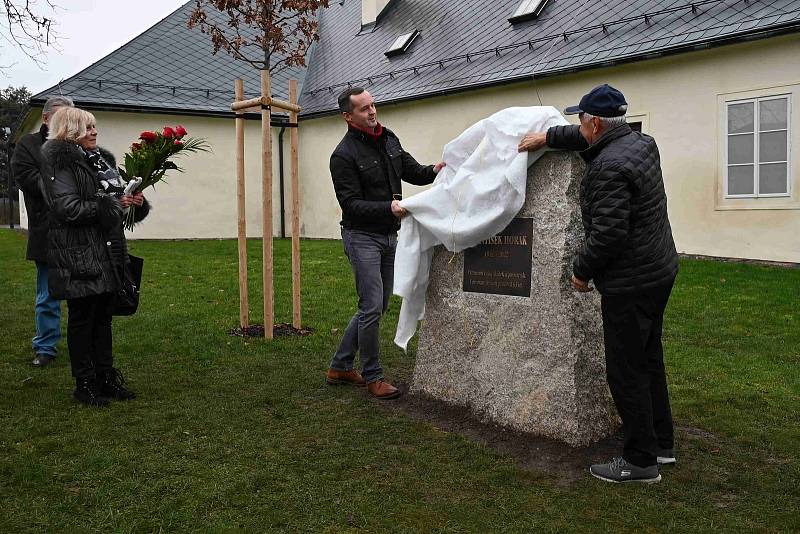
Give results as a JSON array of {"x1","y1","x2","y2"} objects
[{"x1": 0, "y1": 229, "x2": 798, "y2": 532}]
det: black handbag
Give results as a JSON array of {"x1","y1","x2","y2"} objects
[{"x1": 111, "y1": 254, "x2": 143, "y2": 316}]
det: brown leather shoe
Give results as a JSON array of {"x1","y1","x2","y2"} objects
[
  {"x1": 367, "y1": 380, "x2": 401, "y2": 400},
  {"x1": 326, "y1": 368, "x2": 366, "y2": 387},
  {"x1": 31, "y1": 354, "x2": 55, "y2": 367}
]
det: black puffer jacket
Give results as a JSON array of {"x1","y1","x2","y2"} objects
[
  {"x1": 331, "y1": 125, "x2": 436, "y2": 235},
  {"x1": 547, "y1": 123, "x2": 678, "y2": 295},
  {"x1": 11, "y1": 124, "x2": 50, "y2": 262},
  {"x1": 40, "y1": 139, "x2": 122, "y2": 300}
]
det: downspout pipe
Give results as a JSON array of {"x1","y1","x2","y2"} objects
[
  {"x1": 6, "y1": 140, "x2": 14, "y2": 229},
  {"x1": 278, "y1": 125, "x2": 287, "y2": 239}
]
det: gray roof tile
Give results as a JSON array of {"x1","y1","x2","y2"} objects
[
  {"x1": 299, "y1": 0, "x2": 800, "y2": 115},
  {"x1": 31, "y1": 1, "x2": 309, "y2": 115},
  {"x1": 32, "y1": 0, "x2": 800, "y2": 118}
]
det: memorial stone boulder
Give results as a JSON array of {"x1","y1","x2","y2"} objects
[{"x1": 411, "y1": 151, "x2": 620, "y2": 447}]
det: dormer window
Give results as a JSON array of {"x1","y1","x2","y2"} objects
[
  {"x1": 385, "y1": 30, "x2": 419, "y2": 57},
  {"x1": 509, "y1": 0, "x2": 550, "y2": 23}
]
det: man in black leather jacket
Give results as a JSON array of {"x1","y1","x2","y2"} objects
[
  {"x1": 326, "y1": 87, "x2": 445, "y2": 400},
  {"x1": 11, "y1": 96, "x2": 74, "y2": 367},
  {"x1": 519, "y1": 85, "x2": 679, "y2": 484}
]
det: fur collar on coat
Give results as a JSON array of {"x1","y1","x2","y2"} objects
[
  {"x1": 41, "y1": 138, "x2": 88, "y2": 170},
  {"x1": 41, "y1": 139, "x2": 118, "y2": 169}
]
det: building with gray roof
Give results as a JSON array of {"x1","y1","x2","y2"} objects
[{"x1": 16, "y1": 0, "x2": 800, "y2": 262}]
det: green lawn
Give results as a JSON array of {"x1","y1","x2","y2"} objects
[{"x1": 0, "y1": 229, "x2": 798, "y2": 533}]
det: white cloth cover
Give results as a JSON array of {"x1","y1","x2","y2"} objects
[{"x1": 393, "y1": 106, "x2": 570, "y2": 350}]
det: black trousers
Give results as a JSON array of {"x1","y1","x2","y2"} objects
[
  {"x1": 66, "y1": 293, "x2": 114, "y2": 380},
  {"x1": 601, "y1": 279, "x2": 675, "y2": 467}
]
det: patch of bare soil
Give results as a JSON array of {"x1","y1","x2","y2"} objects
[
  {"x1": 228, "y1": 323, "x2": 314, "y2": 337},
  {"x1": 374, "y1": 383, "x2": 716, "y2": 485}
]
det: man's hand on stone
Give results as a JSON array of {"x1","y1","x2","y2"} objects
[
  {"x1": 434, "y1": 161, "x2": 447, "y2": 174},
  {"x1": 518, "y1": 132, "x2": 547, "y2": 153},
  {"x1": 571, "y1": 275, "x2": 593, "y2": 292},
  {"x1": 391, "y1": 200, "x2": 408, "y2": 219}
]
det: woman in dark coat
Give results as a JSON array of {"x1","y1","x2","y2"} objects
[{"x1": 41, "y1": 107, "x2": 149, "y2": 406}]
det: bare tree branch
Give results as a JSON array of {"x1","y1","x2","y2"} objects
[{"x1": 0, "y1": 0, "x2": 60, "y2": 71}]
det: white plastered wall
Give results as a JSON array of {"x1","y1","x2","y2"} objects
[
  {"x1": 20, "y1": 110, "x2": 290, "y2": 240},
  {"x1": 297, "y1": 33, "x2": 800, "y2": 262}
]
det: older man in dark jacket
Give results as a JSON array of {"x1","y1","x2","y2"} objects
[
  {"x1": 11, "y1": 96, "x2": 74, "y2": 367},
  {"x1": 519, "y1": 85, "x2": 679, "y2": 484},
  {"x1": 327, "y1": 87, "x2": 445, "y2": 400}
]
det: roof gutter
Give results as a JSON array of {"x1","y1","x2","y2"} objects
[
  {"x1": 299, "y1": 23, "x2": 800, "y2": 120},
  {"x1": 25, "y1": 99, "x2": 291, "y2": 123}
]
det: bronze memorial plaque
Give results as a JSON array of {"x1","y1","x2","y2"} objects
[{"x1": 463, "y1": 218, "x2": 533, "y2": 297}]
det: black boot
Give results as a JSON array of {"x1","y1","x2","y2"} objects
[
  {"x1": 98, "y1": 368, "x2": 136, "y2": 400},
  {"x1": 74, "y1": 377, "x2": 110, "y2": 406}
]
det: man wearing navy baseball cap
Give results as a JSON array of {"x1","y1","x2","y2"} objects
[
  {"x1": 519, "y1": 84, "x2": 679, "y2": 484},
  {"x1": 562, "y1": 83, "x2": 630, "y2": 117}
]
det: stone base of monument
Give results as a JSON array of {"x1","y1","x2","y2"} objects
[{"x1": 411, "y1": 151, "x2": 620, "y2": 447}]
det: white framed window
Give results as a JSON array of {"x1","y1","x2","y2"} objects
[{"x1": 725, "y1": 95, "x2": 791, "y2": 198}]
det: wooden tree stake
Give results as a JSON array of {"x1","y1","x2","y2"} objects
[
  {"x1": 261, "y1": 70, "x2": 274, "y2": 339},
  {"x1": 289, "y1": 79, "x2": 302, "y2": 329},
  {"x1": 234, "y1": 78, "x2": 249, "y2": 329}
]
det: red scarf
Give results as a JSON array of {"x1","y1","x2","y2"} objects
[{"x1": 350, "y1": 122, "x2": 384, "y2": 139}]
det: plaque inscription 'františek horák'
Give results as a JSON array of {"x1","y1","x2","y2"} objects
[{"x1": 463, "y1": 218, "x2": 533, "y2": 297}]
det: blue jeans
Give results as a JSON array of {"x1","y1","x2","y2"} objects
[
  {"x1": 33, "y1": 261, "x2": 61, "y2": 356},
  {"x1": 330, "y1": 228, "x2": 396, "y2": 384}
]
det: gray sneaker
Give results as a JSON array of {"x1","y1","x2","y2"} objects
[
  {"x1": 589, "y1": 457, "x2": 661, "y2": 484},
  {"x1": 657, "y1": 448, "x2": 676, "y2": 465}
]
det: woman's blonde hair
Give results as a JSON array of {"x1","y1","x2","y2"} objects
[{"x1": 47, "y1": 107, "x2": 96, "y2": 142}]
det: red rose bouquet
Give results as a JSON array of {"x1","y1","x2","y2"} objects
[{"x1": 118, "y1": 125, "x2": 210, "y2": 229}]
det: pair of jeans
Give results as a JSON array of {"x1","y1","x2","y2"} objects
[
  {"x1": 330, "y1": 228, "x2": 396, "y2": 384},
  {"x1": 66, "y1": 293, "x2": 114, "y2": 380},
  {"x1": 32, "y1": 261, "x2": 61, "y2": 357},
  {"x1": 601, "y1": 279, "x2": 676, "y2": 468}
]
